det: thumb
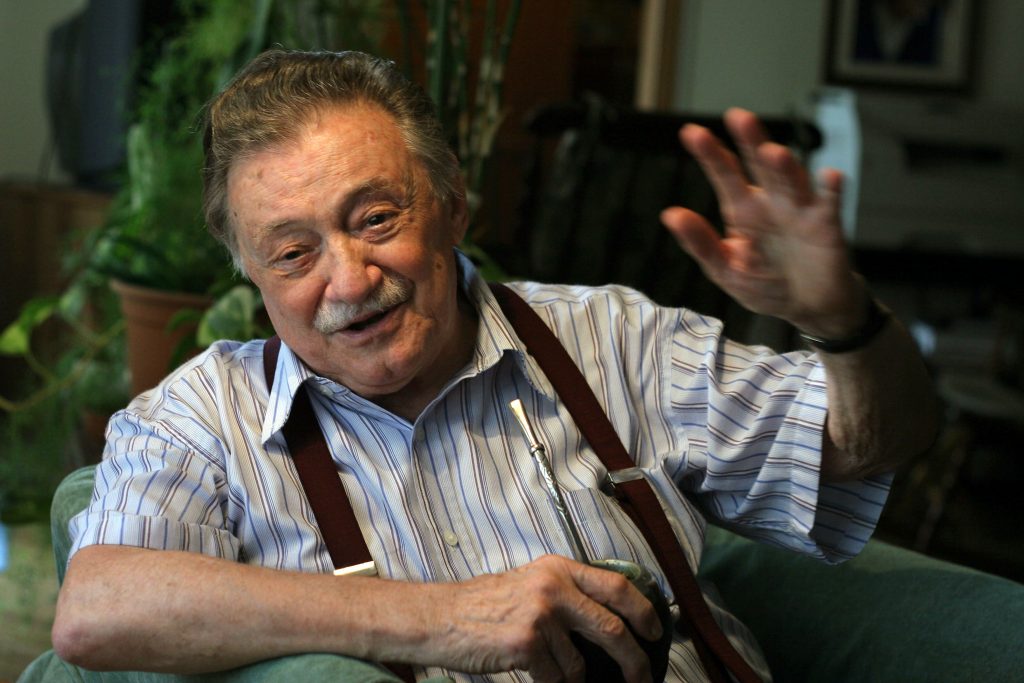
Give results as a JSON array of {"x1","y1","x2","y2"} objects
[{"x1": 660, "y1": 207, "x2": 726, "y2": 278}]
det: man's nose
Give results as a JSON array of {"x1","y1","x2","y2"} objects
[{"x1": 321, "y1": 238, "x2": 382, "y2": 303}]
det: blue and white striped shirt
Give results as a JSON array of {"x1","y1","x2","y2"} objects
[{"x1": 70, "y1": 254, "x2": 891, "y2": 681}]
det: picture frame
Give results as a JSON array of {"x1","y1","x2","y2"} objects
[{"x1": 824, "y1": 0, "x2": 978, "y2": 92}]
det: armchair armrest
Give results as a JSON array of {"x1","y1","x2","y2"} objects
[
  {"x1": 699, "y1": 524, "x2": 1024, "y2": 682},
  {"x1": 22, "y1": 466, "x2": 452, "y2": 683},
  {"x1": 20, "y1": 650, "x2": 437, "y2": 683}
]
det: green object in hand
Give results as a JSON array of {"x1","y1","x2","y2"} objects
[{"x1": 573, "y1": 558, "x2": 673, "y2": 683}]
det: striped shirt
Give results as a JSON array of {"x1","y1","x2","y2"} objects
[{"x1": 70, "y1": 253, "x2": 891, "y2": 682}]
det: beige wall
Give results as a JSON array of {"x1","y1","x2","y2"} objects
[
  {"x1": 671, "y1": 0, "x2": 1024, "y2": 115},
  {"x1": 5, "y1": 2, "x2": 1022, "y2": 180},
  {"x1": 672, "y1": 1, "x2": 824, "y2": 115},
  {"x1": 0, "y1": 0, "x2": 86, "y2": 183}
]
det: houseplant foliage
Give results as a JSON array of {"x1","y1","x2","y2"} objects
[
  {"x1": 0, "y1": 0, "x2": 351, "y2": 412},
  {"x1": 0, "y1": 0, "x2": 521, "y2": 518},
  {"x1": 92, "y1": 0, "x2": 397, "y2": 295},
  {"x1": 1, "y1": 2, "x2": 254, "y2": 424},
  {"x1": 392, "y1": 0, "x2": 521, "y2": 280},
  {"x1": 0, "y1": 0, "x2": 277, "y2": 519}
]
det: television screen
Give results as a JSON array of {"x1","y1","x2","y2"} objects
[{"x1": 45, "y1": 1, "x2": 178, "y2": 190}]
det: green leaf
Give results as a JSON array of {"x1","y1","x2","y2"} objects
[
  {"x1": 0, "y1": 297, "x2": 60, "y2": 356},
  {"x1": 57, "y1": 281, "x2": 88, "y2": 321},
  {"x1": 0, "y1": 323, "x2": 30, "y2": 356},
  {"x1": 166, "y1": 307, "x2": 204, "y2": 334},
  {"x1": 197, "y1": 285, "x2": 261, "y2": 346}
]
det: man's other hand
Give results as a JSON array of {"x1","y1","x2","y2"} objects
[{"x1": 433, "y1": 554, "x2": 663, "y2": 683}]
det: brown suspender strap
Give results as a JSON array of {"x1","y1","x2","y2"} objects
[
  {"x1": 262, "y1": 336, "x2": 416, "y2": 683},
  {"x1": 263, "y1": 281, "x2": 761, "y2": 683},
  {"x1": 263, "y1": 335, "x2": 374, "y2": 574},
  {"x1": 488, "y1": 282, "x2": 761, "y2": 683}
]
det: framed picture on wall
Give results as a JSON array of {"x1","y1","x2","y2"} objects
[{"x1": 825, "y1": 0, "x2": 978, "y2": 92}]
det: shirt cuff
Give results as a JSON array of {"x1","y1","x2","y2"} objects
[{"x1": 69, "y1": 508, "x2": 241, "y2": 561}]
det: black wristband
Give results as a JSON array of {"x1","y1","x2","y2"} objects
[{"x1": 798, "y1": 294, "x2": 889, "y2": 353}]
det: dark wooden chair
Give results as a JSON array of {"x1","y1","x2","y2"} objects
[{"x1": 499, "y1": 96, "x2": 821, "y2": 346}]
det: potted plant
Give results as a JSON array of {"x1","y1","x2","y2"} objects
[
  {"x1": 0, "y1": 1, "x2": 282, "y2": 520},
  {"x1": 91, "y1": 2, "x2": 273, "y2": 394},
  {"x1": 1, "y1": 0, "x2": 522, "y2": 520}
]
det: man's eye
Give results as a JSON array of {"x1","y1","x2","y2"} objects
[
  {"x1": 274, "y1": 247, "x2": 311, "y2": 271},
  {"x1": 365, "y1": 212, "x2": 394, "y2": 228}
]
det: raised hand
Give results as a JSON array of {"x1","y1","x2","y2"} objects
[{"x1": 660, "y1": 108, "x2": 866, "y2": 339}]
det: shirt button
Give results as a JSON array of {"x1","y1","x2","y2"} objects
[{"x1": 442, "y1": 530, "x2": 459, "y2": 547}]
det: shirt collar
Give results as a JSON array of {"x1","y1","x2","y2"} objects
[
  {"x1": 260, "y1": 340, "x2": 319, "y2": 444},
  {"x1": 260, "y1": 249, "x2": 557, "y2": 444},
  {"x1": 458, "y1": 251, "x2": 557, "y2": 403}
]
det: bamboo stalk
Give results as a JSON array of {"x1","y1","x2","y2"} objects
[
  {"x1": 426, "y1": 0, "x2": 453, "y2": 133},
  {"x1": 464, "y1": 0, "x2": 520, "y2": 202}
]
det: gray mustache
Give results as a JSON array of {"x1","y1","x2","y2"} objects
[{"x1": 313, "y1": 275, "x2": 413, "y2": 333}]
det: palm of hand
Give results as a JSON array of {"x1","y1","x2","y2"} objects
[{"x1": 662, "y1": 109, "x2": 860, "y2": 334}]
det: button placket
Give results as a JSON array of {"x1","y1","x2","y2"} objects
[{"x1": 412, "y1": 422, "x2": 483, "y2": 577}]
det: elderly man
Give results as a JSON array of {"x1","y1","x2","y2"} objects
[{"x1": 52, "y1": 49, "x2": 938, "y2": 682}]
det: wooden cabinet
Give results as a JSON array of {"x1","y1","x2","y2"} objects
[{"x1": 0, "y1": 182, "x2": 112, "y2": 392}]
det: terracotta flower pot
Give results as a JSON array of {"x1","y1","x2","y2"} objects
[{"x1": 110, "y1": 280, "x2": 213, "y2": 397}]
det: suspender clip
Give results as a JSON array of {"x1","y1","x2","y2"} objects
[
  {"x1": 602, "y1": 467, "x2": 645, "y2": 495},
  {"x1": 333, "y1": 560, "x2": 378, "y2": 577}
]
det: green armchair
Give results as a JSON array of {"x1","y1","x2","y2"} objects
[{"x1": 19, "y1": 466, "x2": 1024, "y2": 682}]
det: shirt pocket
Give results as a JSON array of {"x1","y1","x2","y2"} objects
[{"x1": 560, "y1": 484, "x2": 674, "y2": 599}]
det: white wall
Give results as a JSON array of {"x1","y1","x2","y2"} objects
[
  {"x1": 0, "y1": 0, "x2": 87, "y2": 183},
  {"x1": 672, "y1": 1, "x2": 825, "y2": 115},
  {"x1": 672, "y1": 0, "x2": 1024, "y2": 115}
]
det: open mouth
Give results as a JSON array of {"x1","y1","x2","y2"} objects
[
  {"x1": 343, "y1": 306, "x2": 396, "y2": 333},
  {"x1": 315, "y1": 276, "x2": 414, "y2": 336}
]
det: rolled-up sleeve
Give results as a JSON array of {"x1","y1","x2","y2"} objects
[
  {"x1": 668, "y1": 309, "x2": 891, "y2": 564},
  {"x1": 69, "y1": 408, "x2": 241, "y2": 562}
]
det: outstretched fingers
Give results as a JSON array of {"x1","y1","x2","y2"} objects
[
  {"x1": 660, "y1": 206, "x2": 729, "y2": 281},
  {"x1": 679, "y1": 121, "x2": 751, "y2": 218},
  {"x1": 757, "y1": 141, "x2": 817, "y2": 208},
  {"x1": 726, "y1": 108, "x2": 816, "y2": 207},
  {"x1": 722, "y1": 107, "x2": 773, "y2": 188}
]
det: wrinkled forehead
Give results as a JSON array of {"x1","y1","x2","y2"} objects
[{"x1": 224, "y1": 102, "x2": 426, "y2": 213}]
